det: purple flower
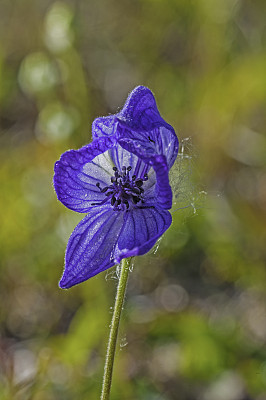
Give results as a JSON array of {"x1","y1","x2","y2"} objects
[{"x1": 54, "y1": 86, "x2": 179, "y2": 289}]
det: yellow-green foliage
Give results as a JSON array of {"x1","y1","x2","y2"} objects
[{"x1": 0, "y1": 0, "x2": 266, "y2": 398}]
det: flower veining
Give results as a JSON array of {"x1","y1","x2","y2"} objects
[{"x1": 53, "y1": 85, "x2": 179, "y2": 289}]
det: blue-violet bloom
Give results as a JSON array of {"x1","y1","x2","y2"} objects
[{"x1": 54, "y1": 86, "x2": 179, "y2": 289}]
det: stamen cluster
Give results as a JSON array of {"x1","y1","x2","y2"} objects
[{"x1": 93, "y1": 166, "x2": 148, "y2": 211}]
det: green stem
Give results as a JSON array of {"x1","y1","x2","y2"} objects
[{"x1": 100, "y1": 258, "x2": 131, "y2": 400}]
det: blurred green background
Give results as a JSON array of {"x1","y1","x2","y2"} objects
[{"x1": 1, "y1": 0, "x2": 266, "y2": 399}]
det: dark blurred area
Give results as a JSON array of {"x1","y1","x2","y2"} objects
[{"x1": 0, "y1": 0, "x2": 266, "y2": 399}]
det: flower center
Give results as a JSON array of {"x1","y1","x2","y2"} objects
[{"x1": 92, "y1": 166, "x2": 148, "y2": 211}]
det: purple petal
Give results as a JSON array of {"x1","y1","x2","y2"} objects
[
  {"x1": 115, "y1": 207, "x2": 172, "y2": 263},
  {"x1": 91, "y1": 86, "x2": 179, "y2": 169},
  {"x1": 109, "y1": 143, "x2": 151, "y2": 177},
  {"x1": 54, "y1": 136, "x2": 116, "y2": 213},
  {"x1": 117, "y1": 124, "x2": 178, "y2": 169},
  {"x1": 92, "y1": 115, "x2": 118, "y2": 139},
  {"x1": 59, "y1": 205, "x2": 124, "y2": 289},
  {"x1": 119, "y1": 86, "x2": 161, "y2": 130},
  {"x1": 92, "y1": 87, "x2": 159, "y2": 137},
  {"x1": 152, "y1": 155, "x2": 173, "y2": 209},
  {"x1": 59, "y1": 205, "x2": 172, "y2": 289},
  {"x1": 118, "y1": 86, "x2": 178, "y2": 168}
]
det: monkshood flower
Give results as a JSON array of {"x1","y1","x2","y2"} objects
[{"x1": 54, "y1": 86, "x2": 179, "y2": 289}]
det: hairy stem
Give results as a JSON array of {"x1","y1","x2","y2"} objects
[{"x1": 100, "y1": 258, "x2": 131, "y2": 400}]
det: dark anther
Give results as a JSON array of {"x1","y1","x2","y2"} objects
[
  {"x1": 132, "y1": 196, "x2": 139, "y2": 204},
  {"x1": 135, "y1": 179, "x2": 143, "y2": 187},
  {"x1": 93, "y1": 164, "x2": 149, "y2": 211},
  {"x1": 132, "y1": 187, "x2": 141, "y2": 194}
]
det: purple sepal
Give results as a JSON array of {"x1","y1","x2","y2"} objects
[
  {"x1": 59, "y1": 205, "x2": 123, "y2": 288},
  {"x1": 92, "y1": 86, "x2": 179, "y2": 169},
  {"x1": 59, "y1": 205, "x2": 172, "y2": 289},
  {"x1": 115, "y1": 207, "x2": 172, "y2": 263},
  {"x1": 54, "y1": 136, "x2": 116, "y2": 213},
  {"x1": 54, "y1": 86, "x2": 178, "y2": 288}
]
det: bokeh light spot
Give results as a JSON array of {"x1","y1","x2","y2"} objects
[
  {"x1": 44, "y1": 2, "x2": 74, "y2": 53},
  {"x1": 18, "y1": 52, "x2": 58, "y2": 95},
  {"x1": 35, "y1": 102, "x2": 80, "y2": 144}
]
